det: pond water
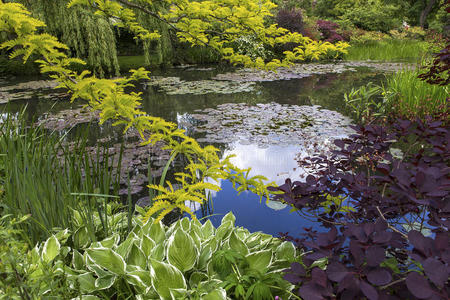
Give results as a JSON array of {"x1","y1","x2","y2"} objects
[{"x1": 1, "y1": 61, "x2": 393, "y2": 237}]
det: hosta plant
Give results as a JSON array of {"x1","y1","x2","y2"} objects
[{"x1": 17, "y1": 212, "x2": 300, "y2": 299}]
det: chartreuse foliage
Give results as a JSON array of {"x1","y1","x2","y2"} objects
[
  {"x1": 0, "y1": 212, "x2": 301, "y2": 299},
  {"x1": 68, "y1": 0, "x2": 349, "y2": 67},
  {"x1": 0, "y1": 1, "x2": 347, "y2": 222}
]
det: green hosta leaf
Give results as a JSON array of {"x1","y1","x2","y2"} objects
[
  {"x1": 180, "y1": 217, "x2": 190, "y2": 231},
  {"x1": 149, "y1": 259, "x2": 187, "y2": 300},
  {"x1": 86, "y1": 262, "x2": 110, "y2": 278},
  {"x1": 150, "y1": 243, "x2": 165, "y2": 261},
  {"x1": 201, "y1": 288, "x2": 227, "y2": 300},
  {"x1": 169, "y1": 288, "x2": 188, "y2": 298},
  {"x1": 197, "y1": 245, "x2": 212, "y2": 271},
  {"x1": 201, "y1": 220, "x2": 215, "y2": 239},
  {"x1": 71, "y1": 296, "x2": 100, "y2": 300},
  {"x1": 167, "y1": 229, "x2": 198, "y2": 272},
  {"x1": 86, "y1": 247, "x2": 126, "y2": 275},
  {"x1": 228, "y1": 231, "x2": 248, "y2": 255},
  {"x1": 95, "y1": 274, "x2": 116, "y2": 290},
  {"x1": 216, "y1": 221, "x2": 233, "y2": 241},
  {"x1": 125, "y1": 269, "x2": 152, "y2": 289},
  {"x1": 54, "y1": 228, "x2": 71, "y2": 244},
  {"x1": 221, "y1": 212, "x2": 236, "y2": 226},
  {"x1": 148, "y1": 221, "x2": 165, "y2": 244},
  {"x1": 42, "y1": 235, "x2": 60, "y2": 263},
  {"x1": 74, "y1": 226, "x2": 90, "y2": 248},
  {"x1": 275, "y1": 241, "x2": 296, "y2": 261},
  {"x1": 203, "y1": 237, "x2": 218, "y2": 253},
  {"x1": 128, "y1": 243, "x2": 147, "y2": 270},
  {"x1": 140, "y1": 234, "x2": 156, "y2": 257},
  {"x1": 70, "y1": 272, "x2": 95, "y2": 292},
  {"x1": 189, "y1": 272, "x2": 208, "y2": 288},
  {"x1": 311, "y1": 257, "x2": 328, "y2": 270},
  {"x1": 246, "y1": 250, "x2": 272, "y2": 271},
  {"x1": 189, "y1": 230, "x2": 202, "y2": 250},
  {"x1": 72, "y1": 249, "x2": 84, "y2": 269},
  {"x1": 245, "y1": 233, "x2": 263, "y2": 249},
  {"x1": 116, "y1": 234, "x2": 134, "y2": 258},
  {"x1": 100, "y1": 233, "x2": 120, "y2": 248}
]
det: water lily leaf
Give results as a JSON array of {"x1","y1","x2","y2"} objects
[
  {"x1": 42, "y1": 235, "x2": 60, "y2": 263},
  {"x1": 86, "y1": 247, "x2": 126, "y2": 275},
  {"x1": 266, "y1": 200, "x2": 287, "y2": 210},
  {"x1": 167, "y1": 229, "x2": 198, "y2": 272},
  {"x1": 246, "y1": 250, "x2": 272, "y2": 271},
  {"x1": 149, "y1": 259, "x2": 187, "y2": 300}
]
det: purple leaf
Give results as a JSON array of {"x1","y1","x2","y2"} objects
[
  {"x1": 366, "y1": 246, "x2": 386, "y2": 267},
  {"x1": 423, "y1": 258, "x2": 448, "y2": 288},
  {"x1": 360, "y1": 280, "x2": 379, "y2": 300},
  {"x1": 406, "y1": 272, "x2": 434, "y2": 299},
  {"x1": 299, "y1": 283, "x2": 324, "y2": 300},
  {"x1": 327, "y1": 262, "x2": 349, "y2": 282},
  {"x1": 311, "y1": 268, "x2": 328, "y2": 288},
  {"x1": 367, "y1": 268, "x2": 392, "y2": 286}
]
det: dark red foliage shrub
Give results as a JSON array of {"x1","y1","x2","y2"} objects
[
  {"x1": 276, "y1": 9, "x2": 315, "y2": 38},
  {"x1": 316, "y1": 20, "x2": 346, "y2": 43},
  {"x1": 272, "y1": 118, "x2": 450, "y2": 299}
]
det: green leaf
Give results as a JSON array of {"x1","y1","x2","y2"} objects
[
  {"x1": 71, "y1": 272, "x2": 96, "y2": 292},
  {"x1": 148, "y1": 221, "x2": 165, "y2": 244},
  {"x1": 128, "y1": 243, "x2": 147, "y2": 270},
  {"x1": 150, "y1": 243, "x2": 165, "y2": 261},
  {"x1": 245, "y1": 250, "x2": 272, "y2": 271},
  {"x1": 221, "y1": 212, "x2": 236, "y2": 226},
  {"x1": 201, "y1": 220, "x2": 215, "y2": 239},
  {"x1": 197, "y1": 245, "x2": 212, "y2": 271},
  {"x1": 169, "y1": 288, "x2": 188, "y2": 298},
  {"x1": 100, "y1": 233, "x2": 120, "y2": 248},
  {"x1": 72, "y1": 250, "x2": 84, "y2": 270},
  {"x1": 311, "y1": 257, "x2": 328, "y2": 270},
  {"x1": 167, "y1": 229, "x2": 198, "y2": 272},
  {"x1": 42, "y1": 235, "x2": 61, "y2": 263},
  {"x1": 228, "y1": 231, "x2": 248, "y2": 255},
  {"x1": 125, "y1": 269, "x2": 152, "y2": 289},
  {"x1": 189, "y1": 271, "x2": 208, "y2": 288},
  {"x1": 140, "y1": 234, "x2": 156, "y2": 257},
  {"x1": 201, "y1": 288, "x2": 227, "y2": 300},
  {"x1": 95, "y1": 274, "x2": 116, "y2": 290},
  {"x1": 180, "y1": 217, "x2": 190, "y2": 231},
  {"x1": 216, "y1": 221, "x2": 233, "y2": 241},
  {"x1": 86, "y1": 247, "x2": 126, "y2": 275},
  {"x1": 275, "y1": 241, "x2": 296, "y2": 261},
  {"x1": 70, "y1": 296, "x2": 100, "y2": 300},
  {"x1": 116, "y1": 235, "x2": 134, "y2": 258},
  {"x1": 149, "y1": 259, "x2": 187, "y2": 300}
]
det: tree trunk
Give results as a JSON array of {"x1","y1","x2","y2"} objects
[{"x1": 420, "y1": 0, "x2": 438, "y2": 28}]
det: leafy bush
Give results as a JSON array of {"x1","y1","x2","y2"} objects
[
  {"x1": 2, "y1": 212, "x2": 300, "y2": 299},
  {"x1": 316, "y1": 20, "x2": 346, "y2": 43},
  {"x1": 270, "y1": 119, "x2": 450, "y2": 299}
]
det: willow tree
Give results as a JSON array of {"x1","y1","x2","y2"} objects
[{"x1": 0, "y1": 1, "x2": 348, "y2": 221}]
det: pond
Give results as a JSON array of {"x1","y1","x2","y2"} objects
[{"x1": 0, "y1": 61, "x2": 402, "y2": 237}]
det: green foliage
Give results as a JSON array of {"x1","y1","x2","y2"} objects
[
  {"x1": 344, "y1": 82, "x2": 385, "y2": 123},
  {"x1": 1, "y1": 212, "x2": 300, "y2": 299},
  {"x1": 0, "y1": 111, "x2": 127, "y2": 245},
  {"x1": 344, "y1": 68, "x2": 449, "y2": 122},
  {"x1": 345, "y1": 39, "x2": 429, "y2": 61},
  {"x1": 383, "y1": 68, "x2": 449, "y2": 119}
]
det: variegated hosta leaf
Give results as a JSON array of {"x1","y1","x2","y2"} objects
[
  {"x1": 42, "y1": 235, "x2": 60, "y2": 263},
  {"x1": 86, "y1": 247, "x2": 126, "y2": 275},
  {"x1": 149, "y1": 259, "x2": 187, "y2": 300},
  {"x1": 246, "y1": 250, "x2": 273, "y2": 271},
  {"x1": 167, "y1": 229, "x2": 198, "y2": 272},
  {"x1": 275, "y1": 241, "x2": 296, "y2": 261},
  {"x1": 201, "y1": 288, "x2": 227, "y2": 300},
  {"x1": 228, "y1": 231, "x2": 249, "y2": 256}
]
